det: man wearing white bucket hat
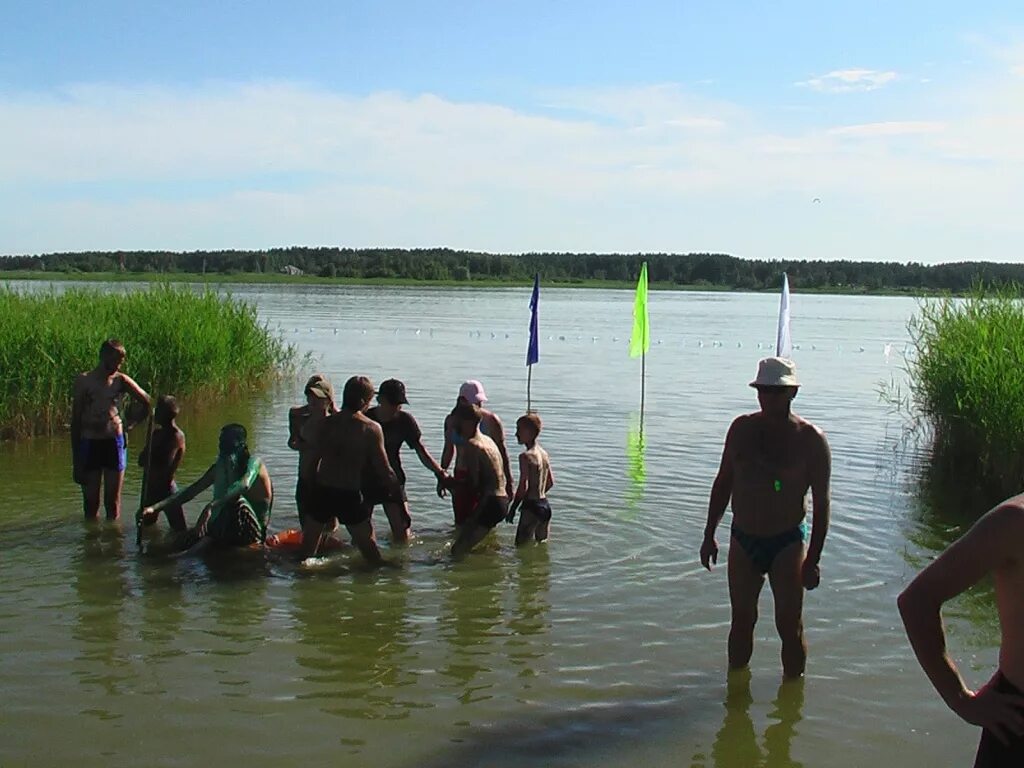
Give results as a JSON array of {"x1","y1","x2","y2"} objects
[{"x1": 700, "y1": 357, "x2": 832, "y2": 678}]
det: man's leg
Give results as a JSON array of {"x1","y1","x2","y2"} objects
[
  {"x1": 81, "y1": 471, "x2": 102, "y2": 519},
  {"x1": 515, "y1": 510, "x2": 539, "y2": 546},
  {"x1": 768, "y1": 542, "x2": 807, "y2": 678},
  {"x1": 451, "y1": 523, "x2": 494, "y2": 558},
  {"x1": 345, "y1": 519, "x2": 383, "y2": 565},
  {"x1": 299, "y1": 517, "x2": 328, "y2": 559},
  {"x1": 383, "y1": 501, "x2": 411, "y2": 544},
  {"x1": 102, "y1": 469, "x2": 124, "y2": 520},
  {"x1": 728, "y1": 536, "x2": 766, "y2": 669}
]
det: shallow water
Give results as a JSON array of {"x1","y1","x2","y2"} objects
[{"x1": 0, "y1": 284, "x2": 997, "y2": 767}]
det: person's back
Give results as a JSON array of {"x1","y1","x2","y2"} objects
[
  {"x1": 449, "y1": 403, "x2": 510, "y2": 558},
  {"x1": 316, "y1": 411, "x2": 380, "y2": 490}
]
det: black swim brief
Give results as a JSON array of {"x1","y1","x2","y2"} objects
[
  {"x1": 975, "y1": 673, "x2": 1024, "y2": 767},
  {"x1": 730, "y1": 524, "x2": 806, "y2": 575},
  {"x1": 476, "y1": 496, "x2": 510, "y2": 529},
  {"x1": 521, "y1": 498, "x2": 552, "y2": 523},
  {"x1": 310, "y1": 485, "x2": 370, "y2": 527}
]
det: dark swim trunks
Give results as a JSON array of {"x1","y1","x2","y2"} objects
[
  {"x1": 521, "y1": 498, "x2": 552, "y2": 523},
  {"x1": 476, "y1": 496, "x2": 510, "y2": 529},
  {"x1": 79, "y1": 434, "x2": 127, "y2": 473},
  {"x1": 310, "y1": 485, "x2": 370, "y2": 527},
  {"x1": 295, "y1": 478, "x2": 315, "y2": 525},
  {"x1": 451, "y1": 468, "x2": 479, "y2": 526},
  {"x1": 731, "y1": 523, "x2": 806, "y2": 575},
  {"x1": 975, "y1": 673, "x2": 1024, "y2": 767},
  {"x1": 362, "y1": 483, "x2": 408, "y2": 507}
]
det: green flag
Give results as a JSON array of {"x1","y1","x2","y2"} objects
[{"x1": 629, "y1": 262, "x2": 650, "y2": 358}]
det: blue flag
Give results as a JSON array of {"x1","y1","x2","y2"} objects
[{"x1": 527, "y1": 273, "x2": 540, "y2": 366}]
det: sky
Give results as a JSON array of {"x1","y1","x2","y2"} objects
[{"x1": 2, "y1": 1, "x2": 1023, "y2": 262}]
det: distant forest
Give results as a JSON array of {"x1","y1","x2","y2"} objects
[{"x1": 2, "y1": 247, "x2": 1023, "y2": 292}]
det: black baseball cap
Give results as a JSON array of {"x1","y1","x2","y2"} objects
[{"x1": 378, "y1": 379, "x2": 409, "y2": 405}]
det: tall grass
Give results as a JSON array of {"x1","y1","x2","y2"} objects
[
  {"x1": 903, "y1": 285, "x2": 1024, "y2": 495},
  {"x1": 0, "y1": 285, "x2": 294, "y2": 439}
]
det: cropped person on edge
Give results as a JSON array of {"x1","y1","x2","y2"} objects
[
  {"x1": 365, "y1": 378, "x2": 447, "y2": 543},
  {"x1": 140, "y1": 423, "x2": 273, "y2": 550},
  {"x1": 71, "y1": 338, "x2": 151, "y2": 520},
  {"x1": 505, "y1": 412, "x2": 555, "y2": 546},
  {"x1": 137, "y1": 395, "x2": 187, "y2": 531},
  {"x1": 900, "y1": 496, "x2": 1024, "y2": 767},
  {"x1": 288, "y1": 374, "x2": 337, "y2": 527},
  {"x1": 445, "y1": 403, "x2": 509, "y2": 558},
  {"x1": 700, "y1": 357, "x2": 831, "y2": 678},
  {"x1": 299, "y1": 376, "x2": 399, "y2": 564},
  {"x1": 440, "y1": 380, "x2": 514, "y2": 525}
]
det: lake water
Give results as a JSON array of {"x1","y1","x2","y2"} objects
[{"x1": 0, "y1": 284, "x2": 997, "y2": 767}]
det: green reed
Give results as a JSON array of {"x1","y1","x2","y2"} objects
[
  {"x1": 0, "y1": 285, "x2": 295, "y2": 439},
  {"x1": 904, "y1": 285, "x2": 1024, "y2": 494}
]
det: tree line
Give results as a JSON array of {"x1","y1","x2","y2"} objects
[{"x1": 2, "y1": 247, "x2": 1023, "y2": 292}]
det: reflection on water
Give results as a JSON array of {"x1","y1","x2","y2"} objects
[
  {"x1": 507, "y1": 546, "x2": 552, "y2": 681},
  {"x1": 624, "y1": 417, "x2": 646, "y2": 521},
  {"x1": 72, "y1": 523, "x2": 129, "y2": 705},
  {"x1": 695, "y1": 670, "x2": 804, "y2": 768}
]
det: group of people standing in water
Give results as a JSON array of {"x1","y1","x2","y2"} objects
[
  {"x1": 72, "y1": 339, "x2": 555, "y2": 564},
  {"x1": 70, "y1": 338, "x2": 1024, "y2": 765}
]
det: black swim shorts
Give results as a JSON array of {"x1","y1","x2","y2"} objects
[
  {"x1": 476, "y1": 496, "x2": 510, "y2": 529},
  {"x1": 521, "y1": 498, "x2": 552, "y2": 524},
  {"x1": 310, "y1": 485, "x2": 370, "y2": 527}
]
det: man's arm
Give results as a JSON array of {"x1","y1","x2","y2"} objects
[
  {"x1": 169, "y1": 432, "x2": 186, "y2": 477},
  {"x1": 899, "y1": 504, "x2": 1024, "y2": 737},
  {"x1": 369, "y1": 424, "x2": 399, "y2": 492},
  {"x1": 440, "y1": 415, "x2": 455, "y2": 471},
  {"x1": 412, "y1": 438, "x2": 445, "y2": 480},
  {"x1": 210, "y1": 456, "x2": 262, "y2": 512},
  {"x1": 506, "y1": 453, "x2": 530, "y2": 522},
  {"x1": 118, "y1": 373, "x2": 151, "y2": 408},
  {"x1": 701, "y1": 419, "x2": 740, "y2": 570},
  {"x1": 802, "y1": 429, "x2": 832, "y2": 589},
  {"x1": 287, "y1": 408, "x2": 304, "y2": 450},
  {"x1": 144, "y1": 464, "x2": 215, "y2": 515}
]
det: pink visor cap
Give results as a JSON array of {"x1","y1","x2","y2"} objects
[{"x1": 458, "y1": 380, "x2": 488, "y2": 405}]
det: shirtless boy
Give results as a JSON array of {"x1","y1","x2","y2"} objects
[
  {"x1": 300, "y1": 376, "x2": 399, "y2": 564},
  {"x1": 700, "y1": 357, "x2": 831, "y2": 678},
  {"x1": 141, "y1": 424, "x2": 273, "y2": 550},
  {"x1": 440, "y1": 380, "x2": 515, "y2": 525},
  {"x1": 71, "y1": 338, "x2": 151, "y2": 520},
  {"x1": 900, "y1": 496, "x2": 1024, "y2": 767},
  {"x1": 506, "y1": 413, "x2": 555, "y2": 546},
  {"x1": 447, "y1": 402, "x2": 510, "y2": 558},
  {"x1": 288, "y1": 374, "x2": 336, "y2": 526},
  {"x1": 137, "y1": 395, "x2": 187, "y2": 531}
]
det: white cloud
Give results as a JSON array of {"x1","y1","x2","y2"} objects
[
  {"x1": 0, "y1": 74, "x2": 1022, "y2": 261},
  {"x1": 828, "y1": 121, "x2": 945, "y2": 138},
  {"x1": 797, "y1": 69, "x2": 898, "y2": 93}
]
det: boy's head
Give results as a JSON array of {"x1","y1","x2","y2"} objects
[
  {"x1": 515, "y1": 413, "x2": 542, "y2": 445},
  {"x1": 453, "y1": 402, "x2": 482, "y2": 439},
  {"x1": 99, "y1": 338, "x2": 126, "y2": 373},
  {"x1": 342, "y1": 375, "x2": 375, "y2": 412},
  {"x1": 154, "y1": 395, "x2": 179, "y2": 426}
]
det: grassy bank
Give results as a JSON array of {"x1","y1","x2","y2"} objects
[
  {"x1": 901, "y1": 287, "x2": 1024, "y2": 496},
  {"x1": 1, "y1": 270, "x2": 939, "y2": 296},
  {"x1": 0, "y1": 285, "x2": 294, "y2": 439}
]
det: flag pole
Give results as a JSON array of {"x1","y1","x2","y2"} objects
[
  {"x1": 527, "y1": 364, "x2": 533, "y2": 412},
  {"x1": 640, "y1": 351, "x2": 646, "y2": 436}
]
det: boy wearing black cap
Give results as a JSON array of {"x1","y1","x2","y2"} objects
[
  {"x1": 288, "y1": 374, "x2": 337, "y2": 526},
  {"x1": 366, "y1": 378, "x2": 447, "y2": 542}
]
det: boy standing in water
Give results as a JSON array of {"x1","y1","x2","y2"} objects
[
  {"x1": 138, "y1": 395, "x2": 187, "y2": 531},
  {"x1": 506, "y1": 413, "x2": 555, "y2": 546},
  {"x1": 900, "y1": 496, "x2": 1024, "y2": 767},
  {"x1": 71, "y1": 338, "x2": 151, "y2": 520},
  {"x1": 141, "y1": 424, "x2": 273, "y2": 549}
]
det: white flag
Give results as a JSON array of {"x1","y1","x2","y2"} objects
[{"x1": 776, "y1": 273, "x2": 793, "y2": 358}]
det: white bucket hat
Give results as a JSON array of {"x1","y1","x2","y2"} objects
[{"x1": 749, "y1": 357, "x2": 800, "y2": 388}]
